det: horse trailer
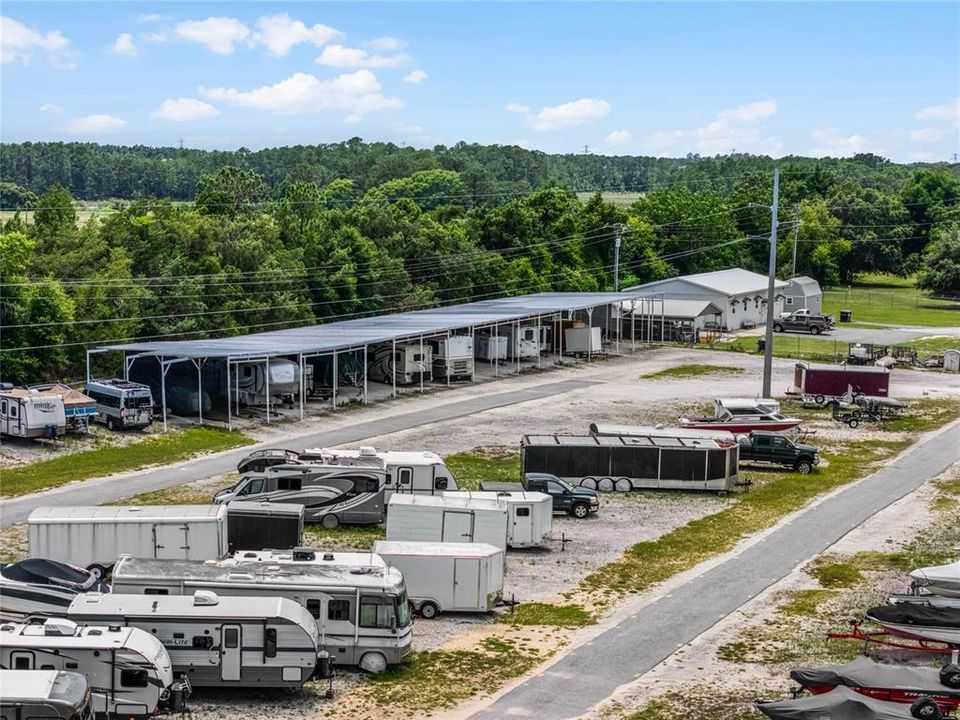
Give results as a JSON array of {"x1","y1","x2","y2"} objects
[
  {"x1": 225, "y1": 501, "x2": 304, "y2": 553},
  {"x1": 0, "y1": 670, "x2": 94, "y2": 720},
  {"x1": 0, "y1": 618, "x2": 181, "y2": 719},
  {"x1": 0, "y1": 385, "x2": 66, "y2": 439},
  {"x1": 385, "y1": 495, "x2": 510, "y2": 550},
  {"x1": 28, "y1": 505, "x2": 229, "y2": 577},
  {"x1": 372, "y1": 541, "x2": 504, "y2": 618},
  {"x1": 520, "y1": 433, "x2": 740, "y2": 492},
  {"x1": 110, "y1": 555, "x2": 413, "y2": 673},
  {"x1": 68, "y1": 590, "x2": 321, "y2": 689},
  {"x1": 789, "y1": 361, "x2": 890, "y2": 402},
  {"x1": 441, "y1": 491, "x2": 552, "y2": 548}
]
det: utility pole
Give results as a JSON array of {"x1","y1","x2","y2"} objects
[
  {"x1": 790, "y1": 206, "x2": 800, "y2": 276},
  {"x1": 606, "y1": 223, "x2": 628, "y2": 291},
  {"x1": 762, "y1": 166, "x2": 780, "y2": 398}
]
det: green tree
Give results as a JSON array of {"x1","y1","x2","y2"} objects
[
  {"x1": 916, "y1": 225, "x2": 960, "y2": 297},
  {"x1": 195, "y1": 166, "x2": 268, "y2": 217},
  {"x1": 33, "y1": 185, "x2": 77, "y2": 237}
]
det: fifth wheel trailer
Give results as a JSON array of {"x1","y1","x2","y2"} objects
[
  {"x1": 790, "y1": 361, "x2": 890, "y2": 402},
  {"x1": 28, "y1": 505, "x2": 229, "y2": 577},
  {"x1": 372, "y1": 541, "x2": 504, "y2": 619},
  {"x1": 385, "y1": 495, "x2": 510, "y2": 551},
  {"x1": 441, "y1": 491, "x2": 552, "y2": 548}
]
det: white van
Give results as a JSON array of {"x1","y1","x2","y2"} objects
[{"x1": 84, "y1": 379, "x2": 153, "y2": 431}]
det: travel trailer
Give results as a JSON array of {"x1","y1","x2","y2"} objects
[
  {"x1": 84, "y1": 379, "x2": 153, "y2": 431},
  {"x1": 68, "y1": 590, "x2": 322, "y2": 689},
  {"x1": 233, "y1": 359, "x2": 301, "y2": 407},
  {"x1": 0, "y1": 385, "x2": 66, "y2": 439},
  {"x1": 442, "y1": 491, "x2": 552, "y2": 548},
  {"x1": 27, "y1": 384, "x2": 97, "y2": 433},
  {"x1": 385, "y1": 495, "x2": 510, "y2": 551},
  {"x1": 0, "y1": 559, "x2": 109, "y2": 622},
  {"x1": 504, "y1": 325, "x2": 540, "y2": 359},
  {"x1": 372, "y1": 541, "x2": 504, "y2": 618},
  {"x1": 0, "y1": 618, "x2": 181, "y2": 719},
  {"x1": 474, "y1": 335, "x2": 507, "y2": 362},
  {"x1": 28, "y1": 505, "x2": 230, "y2": 577},
  {"x1": 367, "y1": 344, "x2": 432, "y2": 385},
  {"x1": 430, "y1": 336, "x2": 474, "y2": 381},
  {"x1": 110, "y1": 555, "x2": 413, "y2": 673},
  {"x1": 0, "y1": 670, "x2": 94, "y2": 720},
  {"x1": 225, "y1": 501, "x2": 304, "y2": 553},
  {"x1": 214, "y1": 459, "x2": 387, "y2": 528}
]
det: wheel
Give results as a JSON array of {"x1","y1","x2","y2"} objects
[
  {"x1": 418, "y1": 601, "x2": 440, "y2": 620},
  {"x1": 910, "y1": 697, "x2": 942, "y2": 720},
  {"x1": 106, "y1": 417, "x2": 115, "y2": 431},
  {"x1": 848, "y1": 418, "x2": 860, "y2": 429},
  {"x1": 614, "y1": 478, "x2": 631, "y2": 492},
  {"x1": 87, "y1": 564, "x2": 108, "y2": 580},
  {"x1": 359, "y1": 651, "x2": 387, "y2": 674},
  {"x1": 939, "y1": 663, "x2": 960, "y2": 689},
  {"x1": 580, "y1": 478, "x2": 598, "y2": 490},
  {"x1": 597, "y1": 478, "x2": 614, "y2": 492},
  {"x1": 795, "y1": 460, "x2": 812, "y2": 475},
  {"x1": 814, "y1": 395, "x2": 825, "y2": 405},
  {"x1": 320, "y1": 514, "x2": 340, "y2": 529},
  {"x1": 773, "y1": 324, "x2": 783, "y2": 333},
  {"x1": 811, "y1": 326, "x2": 821, "y2": 335},
  {"x1": 571, "y1": 503, "x2": 590, "y2": 519},
  {"x1": 852, "y1": 409, "x2": 863, "y2": 419}
]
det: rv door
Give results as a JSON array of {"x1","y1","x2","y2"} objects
[
  {"x1": 442, "y1": 511, "x2": 473, "y2": 542},
  {"x1": 153, "y1": 523, "x2": 189, "y2": 558},
  {"x1": 396, "y1": 467, "x2": 414, "y2": 494},
  {"x1": 220, "y1": 625, "x2": 242, "y2": 681},
  {"x1": 453, "y1": 558, "x2": 480, "y2": 609}
]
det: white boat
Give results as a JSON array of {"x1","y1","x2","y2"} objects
[
  {"x1": 0, "y1": 559, "x2": 108, "y2": 622},
  {"x1": 866, "y1": 604, "x2": 960, "y2": 645},
  {"x1": 910, "y1": 560, "x2": 960, "y2": 597}
]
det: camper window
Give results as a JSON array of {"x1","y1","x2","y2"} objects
[
  {"x1": 192, "y1": 636, "x2": 213, "y2": 649},
  {"x1": 144, "y1": 588, "x2": 168, "y2": 595},
  {"x1": 353, "y1": 476, "x2": 379, "y2": 494},
  {"x1": 9, "y1": 405, "x2": 17, "y2": 418},
  {"x1": 516, "y1": 507, "x2": 531, "y2": 517},
  {"x1": 359, "y1": 596, "x2": 395, "y2": 629},
  {"x1": 0, "y1": 400, "x2": 6, "y2": 413},
  {"x1": 121, "y1": 669, "x2": 148, "y2": 688},
  {"x1": 239, "y1": 478, "x2": 264, "y2": 496},
  {"x1": 328, "y1": 599, "x2": 350, "y2": 621},
  {"x1": 305, "y1": 599, "x2": 321, "y2": 618},
  {"x1": 224, "y1": 628, "x2": 239, "y2": 649},
  {"x1": 243, "y1": 366, "x2": 253, "y2": 378},
  {"x1": 277, "y1": 477, "x2": 302, "y2": 492},
  {"x1": 434, "y1": 477, "x2": 449, "y2": 490},
  {"x1": 398, "y1": 468, "x2": 413, "y2": 486},
  {"x1": 264, "y1": 628, "x2": 277, "y2": 658}
]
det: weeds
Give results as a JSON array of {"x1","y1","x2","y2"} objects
[{"x1": 641, "y1": 364, "x2": 747, "y2": 380}]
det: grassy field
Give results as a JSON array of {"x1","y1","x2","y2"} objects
[
  {"x1": 641, "y1": 363, "x2": 747, "y2": 380},
  {"x1": 823, "y1": 273, "x2": 960, "y2": 327},
  {"x1": 715, "y1": 332, "x2": 958, "y2": 364},
  {"x1": 1, "y1": 428, "x2": 252, "y2": 498},
  {"x1": 575, "y1": 191, "x2": 643, "y2": 207},
  {"x1": 444, "y1": 450, "x2": 520, "y2": 490}
]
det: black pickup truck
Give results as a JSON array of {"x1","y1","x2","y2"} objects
[
  {"x1": 480, "y1": 473, "x2": 600, "y2": 518},
  {"x1": 737, "y1": 431, "x2": 820, "y2": 474}
]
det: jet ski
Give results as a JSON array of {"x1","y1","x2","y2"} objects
[
  {"x1": 757, "y1": 686, "x2": 944, "y2": 720},
  {"x1": 0, "y1": 558, "x2": 109, "y2": 621},
  {"x1": 912, "y1": 561, "x2": 960, "y2": 598}
]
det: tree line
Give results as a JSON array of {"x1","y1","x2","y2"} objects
[{"x1": 1, "y1": 158, "x2": 958, "y2": 385}]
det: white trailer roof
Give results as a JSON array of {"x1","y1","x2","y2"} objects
[
  {"x1": 68, "y1": 590, "x2": 309, "y2": 621},
  {"x1": 232, "y1": 549, "x2": 386, "y2": 568},
  {"x1": 373, "y1": 541, "x2": 503, "y2": 559},
  {"x1": 0, "y1": 619, "x2": 140, "y2": 649},
  {"x1": 28, "y1": 505, "x2": 226, "y2": 523},
  {"x1": 387, "y1": 494, "x2": 506, "y2": 511},
  {"x1": 523, "y1": 433, "x2": 735, "y2": 449},
  {"x1": 589, "y1": 423, "x2": 737, "y2": 442},
  {"x1": 0, "y1": 670, "x2": 64, "y2": 701},
  {"x1": 442, "y1": 491, "x2": 552, "y2": 505}
]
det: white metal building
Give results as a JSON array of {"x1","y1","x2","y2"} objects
[{"x1": 783, "y1": 276, "x2": 823, "y2": 314}]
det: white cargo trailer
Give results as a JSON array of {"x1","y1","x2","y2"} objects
[
  {"x1": 431, "y1": 336, "x2": 474, "y2": 380},
  {"x1": 474, "y1": 335, "x2": 507, "y2": 361},
  {"x1": 504, "y1": 325, "x2": 540, "y2": 359},
  {"x1": 564, "y1": 327, "x2": 602, "y2": 354},
  {"x1": 442, "y1": 491, "x2": 552, "y2": 548},
  {"x1": 373, "y1": 541, "x2": 504, "y2": 618},
  {"x1": 385, "y1": 495, "x2": 509, "y2": 550},
  {"x1": 28, "y1": 505, "x2": 229, "y2": 577}
]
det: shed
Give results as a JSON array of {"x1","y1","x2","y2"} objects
[
  {"x1": 945, "y1": 349, "x2": 960, "y2": 373},
  {"x1": 617, "y1": 298, "x2": 723, "y2": 343},
  {"x1": 784, "y1": 276, "x2": 823, "y2": 314}
]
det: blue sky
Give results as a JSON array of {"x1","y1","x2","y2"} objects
[{"x1": 2, "y1": 2, "x2": 958, "y2": 162}]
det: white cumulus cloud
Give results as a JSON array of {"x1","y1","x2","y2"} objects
[
  {"x1": 909, "y1": 127, "x2": 945, "y2": 143},
  {"x1": 605, "y1": 129, "x2": 631, "y2": 147},
  {"x1": 39, "y1": 103, "x2": 62, "y2": 113},
  {"x1": 368, "y1": 36, "x2": 404, "y2": 51},
  {"x1": 111, "y1": 32, "x2": 138, "y2": 56},
  {"x1": 136, "y1": 13, "x2": 167, "y2": 24},
  {"x1": 200, "y1": 70, "x2": 402, "y2": 122},
  {"x1": 175, "y1": 17, "x2": 249, "y2": 55},
  {"x1": 641, "y1": 100, "x2": 781, "y2": 155},
  {"x1": 154, "y1": 98, "x2": 219, "y2": 122},
  {"x1": 531, "y1": 98, "x2": 610, "y2": 131},
  {"x1": 505, "y1": 102, "x2": 530, "y2": 114},
  {"x1": 718, "y1": 99, "x2": 777, "y2": 122},
  {"x1": 809, "y1": 128, "x2": 867, "y2": 158},
  {"x1": 250, "y1": 13, "x2": 340, "y2": 56},
  {"x1": 1, "y1": 16, "x2": 74, "y2": 68},
  {"x1": 64, "y1": 114, "x2": 126, "y2": 135},
  {"x1": 915, "y1": 98, "x2": 960, "y2": 122},
  {"x1": 315, "y1": 43, "x2": 408, "y2": 68},
  {"x1": 642, "y1": 130, "x2": 684, "y2": 151},
  {"x1": 402, "y1": 69, "x2": 428, "y2": 84}
]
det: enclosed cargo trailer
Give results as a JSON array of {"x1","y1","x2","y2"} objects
[
  {"x1": 790, "y1": 361, "x2": 890, "y2": 402},
  {"x1": 385, "y1": 495, "x2": 509, "y2": 550},
  {"x1": 441, "y1": 491, "x2": 552, "y2": 548},
  {"x1": 225, "y1": 501, "x2": 304, "y2": 553}
]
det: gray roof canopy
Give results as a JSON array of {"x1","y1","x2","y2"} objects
[{"x1": 100, "y1": 292, "x2": 629, "y2": 361}]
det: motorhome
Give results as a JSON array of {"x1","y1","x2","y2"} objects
[
  {"x1": 372, "y1": 541, "x2": 504, "y2": 618},
  {"x1": 0, "y1": 670, "x2": 94, "y2": 720},
  {"x1": 233, "y1": 547, "x2": 387, "y2": 568},
  {"x1": 521, "y1": 432, "x2": 741, "y2": 492},
  {"x1": 83, "y1": 379, "x2": 153, "y2": 431},
  {"x1": 385, "y1": 495, "x2": 510, "y2": 550},
  {"x1": 225, "y1": 501, "x2": 304, "y2": 553},
  {"x1": 27, "y1": 384, "x2": 97, "y2": 433},
  {"x1": 214, "y1": 459, "x2": 387, "y2": 528},
  {"x1": 442, "y1": 491, "x2": 552, "y2": 548},
  {"x1": 28, "y1": 505, "x2": 230, "y2": 578},
  {"x1": 0, "y1": 559, "x2": 109, "y2": 622},
  {"x1": 0, "y1": 618, "x2": 181, "y2": 719},
  {"x1": 430, "y1": 336, "x2": 474, "y2": 381},
  {"x1": 68, "y1": 590, "x2": 321, "y2": 689},
  {"x1": 474, "y1": 335, "x2": 507, "y2": 362},
  {"x1": 233, "y1": 359, "x2": 301, "y2": 407},
  {"x1": 0, "y1": 385, "x2": 66, "y2": 439},
  {"x1": 110, "y1": 555, "x2": 413, "y2": 673},
  {"x1": 367, "y1": 344, "x2": 432, "y2": 385},
  {"x1": 504, "y1": 325, "x2": 541, "y2": 359}
]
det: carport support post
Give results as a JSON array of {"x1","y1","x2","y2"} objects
[
  {"x1": 265, "y1": 357, "x2": 271, "y2": 424},
  {"x1": 587, "y1": 307, "x2": 594, "y2": 361},
  {"x1": 516, "y1": 320, "x2": 520, "y2": 374},
  {"x1": 226, "y1": 357, "x2": 232, "y2": 431},
  {"x1": 494, "y1": 323, "x2": 499, "y2": 377},
  {"x1": 419, "y1": 336, "x2": 425, "y2": 393},
  {"x1": 536, "y1": 314, "x2": 541, "y2": 369},
  {"x1": 470, "y1": 327, "x2": 476, "y2": 383},
  {"x1": 159, "y1": 356, "x2": 167, "y2": 432},
  {"x1": 363, "y1": 346, "x2": 368, "y2": 404},
  {"x1": 299, "y1": 354, "x2": 305, "y2": 420},
  {"x1": 332, "y1": 350, "x2": 338, "y2": 410},
  {"x1": 392, "y1": 339, "x2": 397, "y2": 398},
  {"x1": 190, "y1": 358, "x2": 205, "y2": 424},
  {"x1": 631, "y1": 300, "x2": 636, "y2": 351},
  {"x1": 558, "y1": 313, "x2": 563, "y2": 365},
  {"x1": 446, "y1": 331, "x2": 451, "y2": 388},
  {"x1": 85, "y1": 350, "x2": 91, "y2": 385}
]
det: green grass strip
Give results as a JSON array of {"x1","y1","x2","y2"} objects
[{"x1": 641, "y1": 363, "x2": 747, "y2": 380}]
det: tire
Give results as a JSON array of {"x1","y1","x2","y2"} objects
[
  {"x1": 939, "y1": 663, "x2": 960, "y2": 689},
  {"x1": 811, "y1": 326, "x2": 821, "y2": 335},
  {"x1": 320, "y1": 514, "x2": 340, "y2": 530},
  {"x1": 87, "y1": 564, "x2": 108, "y2": 581},
  {"x1": 910, "y1": 697, "x2": 942, "y2": 720},
  {"x1": 571, "y1": 503, "x2": 590, "y2": 519},
  {"x1": 795, "y1": 460, "x2": 812, "y2": 475},
  {"x1": 773, "y1": 324, "x2": 783, "y2": 333},
  {"x1": 814, "y1": 395, "x2": 825, "y2": 405},
  {"x1": 106, "y1": 416, "x2": 115, "y2": 431},
  {"x1": 852, "y1": 409, "x2": 863, "y2": 419},
  {"x1": 614, "y1": 478, "x2": 631, "y2": 492},
  {"x1": 418, "y1": 601, "x2": 440, "y2": 620},
  {"x1": 580, "y1": 478, "x2": 598, "y2": 490},
  {"x1": 848, "y1": 418, "x2": 860, "y2": 429},
  {"x1": 597, "y1": 478, "x2": 614, "y2": 492},
  {"x1": 359, "y1": 651, "x2": 388, "y2": 674}
]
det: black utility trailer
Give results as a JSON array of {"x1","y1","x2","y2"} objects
[{"x1": 226, "y1": 500, "x2": 304, "y2": 553}]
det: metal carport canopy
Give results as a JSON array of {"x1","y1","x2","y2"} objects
[{"x1": 100, "y1": 291, "x2": 630, "y2": 360}]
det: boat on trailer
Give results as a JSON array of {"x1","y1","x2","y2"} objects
[
  {"x1": 912, "y1": 561, "x2": 960, "y2": 598},
  {"x1": 0, "y1": 559, "x2": 109, "y2": 622},
  {"x1": 757, "y1": 686, "x2": 943, "y2": 720},
  {"x1": 830, "y1": 605, "x2": 960, "y2": 653}
]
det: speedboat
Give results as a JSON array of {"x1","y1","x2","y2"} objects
[
  {"x1": 888, "y1": 594, "x2": 960, "y2": 611},
  {"x1": 791, "y1": 656, "x2": 960, "y2": 711},
  {"x1": 0, "y1": 559, "x2": 109, "y2": 621},
  {"x1": 679, "y1": 407, "x2": 802, "y2": 433},
  {"x1": 911, "y1": 561, "x2": 960, "y2": 598},
  {"x1": 865, "y1": 604, "x2": 960, "y2": 645},
  {"x1": 757, "y1": 686, "x2": 937, "y2": 720}
]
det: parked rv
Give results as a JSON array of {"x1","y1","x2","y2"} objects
[
  {"x1": 110, "y1": 555, "x2": 413, "y2": 673},
  {"x1": 225, "y1": 501, "x2": 304, "y2": 553},
  {"x1": 28, "y1": 505, "x2": 230, "y2": 578},
  {"x1": 474, "y1": 335, "x2": 507, "y2": 362},
  {"x1": 84, "y1": 379, "x2": 153, "y2": 431},
  {"x1": 68, "y1": 590, "x2": 322, "y2": 689},
  {"x1": 386, "y1": 494, "x2": 510, "y2": 550},
  {"x1": 373, "y1": 541, "x2": 504, "y2": 618},
  {"x1": 27, "y1": 384, "x2": 97, "y2": 433},
  {"x1": 481, "y1": 475, "x2": 600, "y2": 518},
  {"x1": 430, "y1": 336, "x2": 474, "y2": 380},
  {"x1": 0, "y1": 559, "x2": 109, "y2": 622},
  {"x1": 233, "y1": 359, "x2": 301, "y2": 407},
  {"x1": 367, "y1": 344, "x2": 432, "y2": 385},
  {"x1": 520, "y1": 432, "x2": 740, "y2": 492},
  {"x1": 0, "y1": 618, "x2": 182, "y2": 719},
  {"x1": 789, "y1": 361, "x2": 890, "y2": 403},
  {"x1": 504, "y1": 325, "x2": 540, "y2": 359},
  {"x1": 442, "y1": 491, "x2": 552, "y2": 548},
  {"x1": 233, "y1": 547, "x2": 387, "y2": 569},
  {"x1": 214, "y1": 459, "x2": 387, "y2": 528},
  {"x1": 0, "y1": 670, "x2": 94, "y2": 720},
  {"x1": 0, "y1": 384, "x2": 66, "y2": 439}
]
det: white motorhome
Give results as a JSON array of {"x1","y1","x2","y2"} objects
[
  {"x1": 110, "y1": 555, "x2": 412, "y2": 673},
  {"x1": 442, "y1": 491, "x2": 552, "y2": 548},
  {"x1": 430, "y1": 336, "x2": 474, "y2": 381},
  {"x1": 68, "y1": 590, "x2": 321, "y2": 689},
  {"x1": 300, "y1": 446, "x2": 458, "y2": 499},
  {"x1": 372, "y1": 541, "x2": 504, "y2": 619},
  {"x1": 504, "y1": 325, "x2": 541, "y2": 359},
  {"x1": 0, "y1": 618, "x2": 181, "y2": 719},
  {"x1": 0, "y1": 385, "x2": 66, "y2": 439},
  {"x1": 386, "y1": 495, "x2": 510, "y2": 551},
  {"x1": 474, "y1": 335, "x2": 507, "y2": 362},
  {"x1": 28, "y1": 505, "x2": 229, "y2": 578},
  {"x1": 0, "y1": 670, "x2": 94, "y2": 720},
  {"x1": 367, "y1": 344, "x2": 432, "y2": 385}
]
